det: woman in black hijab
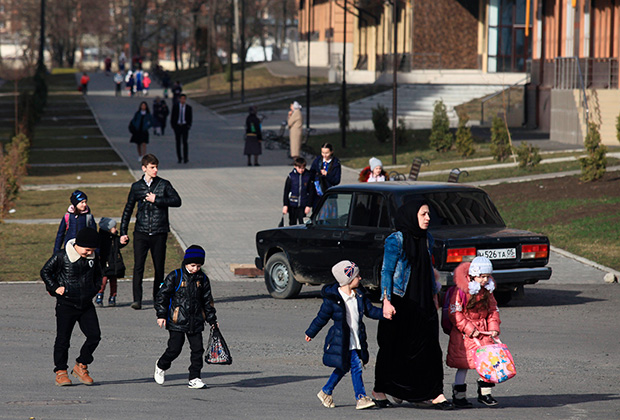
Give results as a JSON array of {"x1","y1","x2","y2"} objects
[{"x1": 372, "y1": 200, "x2": 453, "y2": 409}]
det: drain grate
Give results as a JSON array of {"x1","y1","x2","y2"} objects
[{"x1": 5, "y1": 400, "x2": 89, "y2": 406}]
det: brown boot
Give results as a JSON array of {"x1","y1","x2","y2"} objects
[
  {"x1": 71, "y1": 363, "x2": 94, "y2": 385},
  {"x1": 55, "y1": 370, "x2": 72, "y2": 386}
]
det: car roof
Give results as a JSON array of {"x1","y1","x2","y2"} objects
[{"x1": 329, "y1": 181, "x2": 484, "y2": 195}]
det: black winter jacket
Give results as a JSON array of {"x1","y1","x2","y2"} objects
[
  {"x1": 98, "y1": 229, "x2": 127, "y2": 278},
  {"x1": 41, "y1": 240, "x2": 103, "y2": 309},
  {"x1": 120, "y1": 176, "x2": 181, "y2": 236},
  {"x1": 155, "y1": 267, "x2": 217, "y2": 333},
  {"x1": 305, "y1": 283, "x2": 382, "y2": 371}
]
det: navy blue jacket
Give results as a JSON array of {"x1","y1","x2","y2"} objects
[
  {"x1": 283, "y1": 168, "x2": 313, "y2": 208},
  {"x1": 305, "y1": 283, "x2": 383, "y2": 371},
  {"x1": 309, "y1": 156, "x2": 341, "y2": 198},
  {"x1": 54, "y1": 206, "x2": 96, "y2": 254}
]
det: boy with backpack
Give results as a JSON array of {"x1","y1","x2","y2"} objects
[
  {"x1": 154, "y1": 245, "x2": 218, "y2": 389},
  {"x1": 54, "y1": 190, "x2": 97, "y2": 254}
]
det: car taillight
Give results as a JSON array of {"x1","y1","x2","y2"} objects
[
  {"x1": 521, "y1": 244, "x2": 548, "y2": 259},
  {"x1": 446, "y1": 247, "x2": 476, "y2": 263}
]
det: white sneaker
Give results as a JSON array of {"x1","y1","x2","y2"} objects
[
  {"x1": 154, "y1": 360, "x2": 165, "y2": 385},
  {"x1": 188, "y1": 378, "x2": 207, "y2": 389}
]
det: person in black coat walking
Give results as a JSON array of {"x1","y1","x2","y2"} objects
[
  {"x1": 129, "y1": 101, "x2": 154, "y2": 161},
  {"x1": 154, "y1": 245, "x2": 217, "y2": 389},
  {"x1": 120, "y1": 154, "x2": 182, "y2": 310},
  {"x1": 305, "y1": 260, "x2": 382, "y2": 410},
  {"x1": 170, "y1": 94, "x2": 193, "y2": 163},
  {"x1": 95, "y1": 217, "x2": 128, "y2": 307}
]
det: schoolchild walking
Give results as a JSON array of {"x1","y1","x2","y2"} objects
[
  {"x1": 446, "y1": 256, "x2": 501, "y2": 408},
  {"x1": 305, "y1": 260, "x2": 382, "y2": 410},
  {"x1": 41, "y1": 227, "x2": 102, "y2": 386},
  {"x1": 282, "y1": 157, "x2": 313, "y2": 225},
  {"x1": 54, "y1": 190, "x2": 97, "y2": 254},
  {"x1": 96, "y1": 217, "x2": 128, "y2": 307},
  {"x1": 154, "y1": 245, "x2": 217, "y2": 389}
]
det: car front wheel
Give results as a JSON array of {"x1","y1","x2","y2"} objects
[{"x1": 264, "y1": 253, "x2": 302, "y2": 299}]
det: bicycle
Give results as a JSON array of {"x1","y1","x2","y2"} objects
[{"x1": 259, "y1": 114, "x2": 288, "y2": 150}]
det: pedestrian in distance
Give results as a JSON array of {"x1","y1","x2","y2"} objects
[
  {"x1": 143, "y1": 72, "x2": 151, "y2": 96},
  {"x1": 120, "y1": 154, "x2": 182, "y2": 310},
  {"x1": 54, "y1": 190, "x2": 97, "y2": 254},
  {"x1": 129, "y1": 101, "x2": 154, "y2": 161},
  {"x1": 170, "y1": 94, "x2": 193, "y2": 164},
  {"x1": 152, "y1": 97, "x2": 163, "y2": 136},
  {"x1": 282, "y1": 157, "x2": 313, "y2": 225},
  {"x1": 126, "y1": 71, "x2": 135, "y2": 97},
  {"x1": 287, "y1": 101, "x2": 303, "y2": 159},
  {"x1": 41, "y1": 227, "x2": 102, "y2": 387},
  {"x1": 154, "y1": 245, "x2": 218, "y2": 389},
  {"x1": 113, "y1": 71, "x2": 124, "y2": 97},
  {"x1": 96, "y1": 217, "x2": 128, "y2": 307},
  {"x1": 243, "y1": 106, "x2": 262, "y2": 166},
  {"x1": 80, "y1": 72, "x2": 90, "y2": 95},
  {"x1": 104, "y1": 57, "x2": 112, "y2": 75},
  {"x1": 172, "y1": 80, "x2": 183, "y2": 105},
  {"x1": 372, "y1": 200, "x2": 454, "y2": 410},
  {"x1": 162, "y1": 72, "x2": 171, "y2": 98},
  {"x1": 305, "y1": 260, "x2": 382, "y2": 410},
  {"x1": 135, "y1": 69, "x2": 143, "y2": 96},
  {"x1": 118, "y1": 52, "x2": 127, "y2": 72},
  {"x1": 309, "y1": 143, "x2": 341, "y2": 206},
  {"x1": 446, "y1": 256, "x2": 502, "y2": 408}
]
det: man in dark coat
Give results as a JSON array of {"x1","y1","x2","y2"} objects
[
  {"x1": 120, "y1": 154, "x2": 182, "y2": 310},
  {"x1": 170, "y1": 94, "x2": 193, "y2": 164}
]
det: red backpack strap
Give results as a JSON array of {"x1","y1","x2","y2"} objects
[{"x1": 64, "y1": 213, "x2": 70, "y2": 231}]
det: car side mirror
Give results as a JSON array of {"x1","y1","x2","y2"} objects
[{"x1": 304, "y1": 218, "x2": 313, "y2": 227}]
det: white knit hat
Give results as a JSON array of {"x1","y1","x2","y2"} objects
[
  {"x1": 332, "y1": 260, "x2": 360, "y2": 286},
  {"x1": 369, "y1": 157, "x2": 383, "y2": 171},
  {"x1": 469, "y1": 256, "x2": 493, "y2": 277}
]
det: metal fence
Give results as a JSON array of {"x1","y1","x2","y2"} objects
[{"x1": 554, "y1": 57, "x2": 619, "y2": 90}]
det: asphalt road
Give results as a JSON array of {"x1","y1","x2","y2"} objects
[{"x1": 1, "y1": 280, "x2": 619, "y2": 420}]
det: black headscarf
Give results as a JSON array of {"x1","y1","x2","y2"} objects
[{"x1": 395, "y1": 199, "x2": 434, "y2": 314}]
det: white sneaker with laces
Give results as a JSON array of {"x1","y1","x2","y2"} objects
[
  {"x1": 188, "y1": 378, "x2": 207, "y2": 389},
  {"x1": 154, "y1": 360, "x2": 165, "y2": 385}
]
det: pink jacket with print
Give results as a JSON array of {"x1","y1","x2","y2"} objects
[{"x1": 446, "y1": 262, "x2": 501, "y2": 369}]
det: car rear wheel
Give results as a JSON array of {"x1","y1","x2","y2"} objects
[{"x1": 264, "y1": 253, "x2": 302, "y2": 299}]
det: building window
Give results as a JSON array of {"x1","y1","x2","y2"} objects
[{"x1": 488, "y1": 0, "x2": 532, "y2": 72}]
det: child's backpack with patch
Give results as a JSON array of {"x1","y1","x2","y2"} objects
[{"x1": 441, "y1": 286, "x2": 467, "y2": 335}]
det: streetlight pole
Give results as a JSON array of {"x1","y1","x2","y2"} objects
[
  {"x1": 341, "y1": 0, "x2": 347, "y2": 149},
  {"x1": 306, "y1": 0, "x2": 311, "y2": 129},
  {"x1": 240, "y1": 0, "x2": 245, "y2": 103},
  {"x1": 229, "y1": 0, "x2": 234, "y2": 99},
  {"x1": 128, "y1": 0, "x2": 133, "y2": 68},
  {"x1": 38, "y1": 0, "x2": 45, "y2": 70},
  {"x1": 391, "y1": 0, "x2": 398, "y2": 165}
]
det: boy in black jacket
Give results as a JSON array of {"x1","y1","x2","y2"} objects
[
  {"x1": 96, "y1": 217, "x2": 128, "y2": 307},
  {"x1": 305, "y1": 260, "x2": 382, "y2": 410},
  {"x1": 154, "y1": 245, "x2": 217, "y2": 389},
  {"x1": 41, "y1": 227, "x2": 102, "y2": 387},
  {"x1": 282, "y1": 157, "x2": 314, "y2": 226}
]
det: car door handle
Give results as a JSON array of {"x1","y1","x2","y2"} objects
[
  {"x1": 374, "y1": 234, "x2": 385, "y2": 240},
  {"x1": 332, "y1": 232, "x2": 342, "y2": 238}
]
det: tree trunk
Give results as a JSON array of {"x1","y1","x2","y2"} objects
[{"x1": 173, "y1": 28, "x2": 179, "y2": 71}]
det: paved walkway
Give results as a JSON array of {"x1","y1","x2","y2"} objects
[{"x1": 81, "y1": 72, "x2": 613, "y2": 284}]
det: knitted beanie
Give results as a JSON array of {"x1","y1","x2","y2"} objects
[
  {"x1": 369, "y1": 157, "x2": 383, "y2": 171},
  {"x1": 183, "y1": 245, "x2": 206, "y2": 266},
  {"x1": 468, "y1": 256, "x2": 494, "y2": 277},
  {"x1": 75, "y1": 227, "x2": 100, "y2": 249},
  {"x1": 99, "y1": 217, "x2": 116, "y2": 232},
  {"x1": 70, "y1": 190, "x2": 88, "y2": 207},
  {"x1": 331, "y1": 260, "x2": 360, "y2": 287}
]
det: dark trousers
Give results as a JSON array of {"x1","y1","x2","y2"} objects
[
  {"x1": 132, "y1": 232, "x2": 167, "y2": 304},
  {"x1": 173, "y1": 125, "x2": 190, "y2": 162},
  {"x1": 287, "y1": 206, "x2": 306, "y2": 225},
  {"x1": 157, "y1": 330, "x2": 204, "y2": 380},
  {"x1": 99, "y1": 276, "x2": 118, "y2": 296},
  {"x1": 54, "y1": 302, "x2": 101, "y2": 372}
]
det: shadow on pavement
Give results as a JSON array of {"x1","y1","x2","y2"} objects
[
  {"x1": 505, "y1": 288, "x2": 605, "y2": 307},
  {"x1": 493, "y1": 393, "x2": 620, "y2": 408},
  {"x1": 217, "y1": 374, "x2": 324, "y2": 388}
]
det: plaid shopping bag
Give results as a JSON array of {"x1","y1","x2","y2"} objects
[{"x1": 205, "y1": 325, "x2": 232, "y2": 365}]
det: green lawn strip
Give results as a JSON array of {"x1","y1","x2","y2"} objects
[
  {"x1": 417, "y1": 158, "x2": 620, "y2": 182},
  {"x1": 29, "y1": 149, "x2": 121, "y2": 165},
  {"x1": 0, "y1": 224, "x2": 183, "y2": 282},
  {"x1": 31, "y1": 136, "x2": 110, "y2": 149},
  {"x1": 492, "y1": 197, "x2": 620, "y2": 271},
  {"x1": 24, "y1": 166, "x2": 135, "y2": 185},
  {"x1": 6, "y1": 187, "x2": 129, "y2": 220}
]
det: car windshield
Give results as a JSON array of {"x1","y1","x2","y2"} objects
[{"x1": 402, "y1": 191, "x2": 505, "y2": 227}]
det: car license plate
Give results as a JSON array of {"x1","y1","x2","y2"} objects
[{"x1": 477, "y1": 248, "x2": 516, "y2": 260}]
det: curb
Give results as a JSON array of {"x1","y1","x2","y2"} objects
[{"x1": 551, "y1": 246, "x2": 620, "y2": 278}]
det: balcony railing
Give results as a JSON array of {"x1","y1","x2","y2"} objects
[{"x1": 554, "y1": 57, "x2": 619, "y2": 90}]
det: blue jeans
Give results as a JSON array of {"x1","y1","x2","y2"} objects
[{"x1": 322, "y1": 350, "x2": 366, "y2": 400}]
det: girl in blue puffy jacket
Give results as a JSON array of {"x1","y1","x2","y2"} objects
[
  {"x1": 305, "y1": 260, "x2": 383, "y2": 410},
  {"x1": 54, "y1": 190, "x2": 96, "y2": 254}
]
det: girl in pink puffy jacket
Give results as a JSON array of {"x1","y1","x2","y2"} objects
[{"x1": 446, "y1": 256, "x2": 501, "y2": 408}]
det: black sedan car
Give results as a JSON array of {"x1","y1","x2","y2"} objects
[{"x1": 255, "y1": 182, "x2": 552, "y2": 304}]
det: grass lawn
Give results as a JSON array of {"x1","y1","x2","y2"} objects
[
  {"x1": 0, "y1": 224, "x2": 183, "y2": 282},
  {"x1": 29, "y1": 149, "x2": 122, "y2": 164},
  {"x1": 24, "y1": 166, "x2": 135, "y2": 185},
  {"x1": 484, "y1": 172, "x2": 620, "y2": 271},
  {"x1": 6, "y1": 187, "x2": 130, "y2": 220}
]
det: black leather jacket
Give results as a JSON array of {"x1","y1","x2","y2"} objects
[
  {"x1": 40, "y1": 244, "x2": 102, "y2": 309},
  {"x1": 155, "y1": 267, "x2": 217, "y2": 333},
  {"x1": 120, "y1": 176, "x2": 181, "y2": 236}
]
